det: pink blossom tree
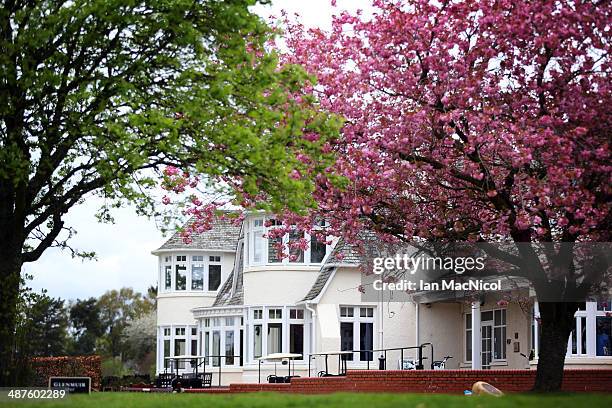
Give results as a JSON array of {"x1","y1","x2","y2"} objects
[
  {"x1": 168, "y1": 0, "x2": 610, "y2": 392},
  {"x1": 276, "y1": 0, "x2": 610, "y2": 392}
]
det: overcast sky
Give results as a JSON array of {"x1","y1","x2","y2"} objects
[{"x1": 24, "y1": 1, "x2": 374, "y2": 301}]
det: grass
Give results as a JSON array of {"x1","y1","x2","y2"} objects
[{"x1": 3, "y1": 392, "x2": 612, "y2": 408}]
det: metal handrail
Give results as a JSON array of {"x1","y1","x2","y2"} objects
[
  {"x1": 163, "y1": 354, "x2": 242, "y2": 387},
  {"x1": 307, "y1": 343, "x2": 435, "y2": 376}
]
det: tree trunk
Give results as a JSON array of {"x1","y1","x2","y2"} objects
[
  {"x1": 533, "y1": 301, "x2": 580, "y2": 392},
  {"x1": 0, "y1": 253, "x2": 22, "y2": 386}
]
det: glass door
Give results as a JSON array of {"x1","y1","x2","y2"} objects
[{"x1": 481, "y1": 323, "x2": 493, "y2": 369}]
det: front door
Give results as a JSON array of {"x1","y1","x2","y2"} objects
[{"x1": 481, "y1": 322, "x2": 493, "y2": 369}]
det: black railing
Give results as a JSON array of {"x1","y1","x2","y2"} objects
[
  {"x1": 163, "y1": 354, "x2": 242, "y2": 388},
  {"x1": 307, "y1": 342, "x2": 436, "y2": 376}
]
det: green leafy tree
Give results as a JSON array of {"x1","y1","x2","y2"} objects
[
  {"x1": 96, "y1": 287, "x2": 154, "y2": 358},
  {"x1": 69, "y1": 297, "x2": 106, "y2": 355},
  {"x1": 0, "y1": 0, "x2": 339, "y2": 384},
  {"x1": 15, "y1": 289, "x2": 69, "y2": 358}
]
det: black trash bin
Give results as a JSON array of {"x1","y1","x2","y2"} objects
[{"x1": 378, "y1": 355, "x2": 386, "y2": 370}]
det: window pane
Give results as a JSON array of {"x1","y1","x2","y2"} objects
[
  {"x1": 310, "y1": 234, "x2": 327, "y2": 263},
  {"x1": 481, "y1": 311, "x2": 493, "y2": 322},
  {"x1": 191, "y1": 265, "x2": 204, "y2": 290},
  {"x1": 225, "y1": 331, "x2": 235, "y2": 365},
  {"x1": 466, "y1": 313, "x2": 472, "y2": 330},
  {"x1": 360, "y1": 322, "x2": 374, "y2": 361},
  {"x1": 212, "y1": 331, "x2": 220, "y2": 366},
  {"x1": 164, "y1": 266, "x2": 172, "y2": 290},
  {"x1": 164, "y1": 340, "x2": 171, "y2": 369},
  {"x1": 494, "y1": 310, "x2": 502, "y2": 326},
  {"x1": 175, "y1": 265, "x2": 186, "y2": 290},
  {"x1": 494, "y1": 327, "x2": 502, "y2": 359},
  {"x1": 581, "y1": 316, "x2": 587, "y2": 354},
  {"x1": 288, "y1": 230, "x2": 304, "y2": 263},
  {"x1": 596, "y1": 317, "x2": 611, "y2": 356},
  {"x1": 571, "y1": 320, "x2": 578, "y2": 354},
  {"x1": 466, "y1": 330, "x2": 472, "y2": 362},
  {"x1": 269, "y1": 309, "x2": 282, "y2": 319},
  {"x1": 204, "y1": 332, "x2": 210, "y2": 365},
  {"x1": 340, "y1": 322, "x2": 354, "y2": 361},
  {"x1": 268, "y1": 323, "x2": 282, "y2": 354},
  {"x1": 191, "y1": 339, "x2": 198, "y2": 356},
  {"x1": 174, "y1": 339, "x2": 186, "y2": 368},
  {"x1": 209, "y1": 265, "x2": 221, "y2": 290},
  {"x1": 253, "y1": 230, "x2": 264, "y2": 263},
  {"x1": 290, "y1": 324, "x2": 304, "y2": 356},
  {"x1": 341, "y1": 307, "x2": 354, "y2": 317},
  {"x1": 597, "y1": 300, "x2": 611, "y2": 311},
  {"x1": 254, "y1": 324, "x2": 262, "y2": 358},
  {"x1": 268, "y1": 236, "x2": 282, "y2": 263}
]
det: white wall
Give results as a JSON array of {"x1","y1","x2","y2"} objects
[
  {"x1": 157, "y1": 294, "x2": 216, "y2": 326},
  {"x1": 243, "y1": 266, "x2": 320, "y2": 305}
]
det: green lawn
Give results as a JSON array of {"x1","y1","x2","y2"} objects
[{"x1": 3, "y1": 392, "x2": 612, "y2": 408}]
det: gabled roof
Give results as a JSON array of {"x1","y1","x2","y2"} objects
[
  {"x1": 301, "y1": 267, "x2": 336, "y2": 302},
  {"x1": 301, "y1": 237, "x2": 364, "y2": 302},
  {"x1": 154, "y1": 216, "x2": 241, "y2": 252}
]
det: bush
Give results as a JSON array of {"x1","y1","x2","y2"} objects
[{"x1": 30, "y1": 355, "x2": 101, "y2": 390}]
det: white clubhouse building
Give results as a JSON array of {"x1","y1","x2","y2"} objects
[{"x1": 153, "y1": 214, "x2": 612, "y2": 384}]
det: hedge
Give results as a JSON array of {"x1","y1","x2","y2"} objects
[{"x1": 30, "y1": 355, "x2": 102, "y2": 390}]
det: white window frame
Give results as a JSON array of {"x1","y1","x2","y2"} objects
[
  {"x1": 339, "y1": 305, "x2": 376, "y2": 364},
  {"x1": 158, "y1": 252, "x2": 224, "y2": 294},
  {"x1": 246, "y1": 217, "x2": 330, "y2": 267},
  {"x1": 246, "y1": 306, "x2": 310, "y2": 363},
  {"x1": 200, "y1": 316, "x2": 243, "y2": 368},
  {"x1": 464, "y1": 308, "x2": 507, "y2": 364},
  {"x1": 540, "y1": 300, "x2": 612, "y2": 359},
  {"x1": 157, "y1": 324, "x2": 198, "y2": 373}
]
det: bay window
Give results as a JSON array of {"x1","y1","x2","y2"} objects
[{"x1": 159, "y1": 253, "x2": 224, "y2": 293}]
